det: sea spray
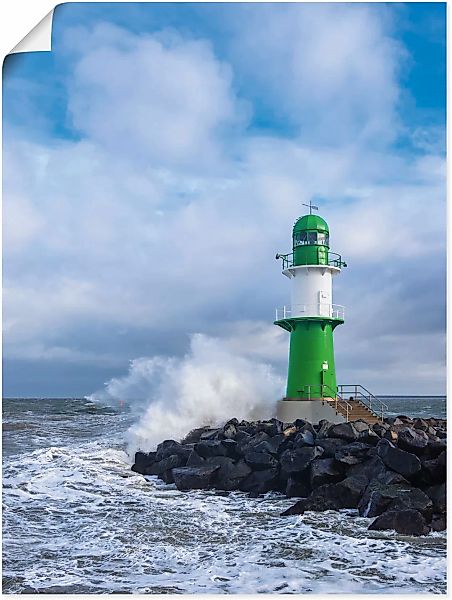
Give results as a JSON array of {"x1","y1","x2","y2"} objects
[{"x1": 88, "y1": 333, "x2": 284, "y2": 454}]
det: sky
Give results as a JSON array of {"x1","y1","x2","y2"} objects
[{"x1": 3, "y1": 2, "x2": 446, "y2": 397}]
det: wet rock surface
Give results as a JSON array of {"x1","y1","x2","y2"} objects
[{"x1": 132, "y1": 415, "x2": 446, "y2": 536}]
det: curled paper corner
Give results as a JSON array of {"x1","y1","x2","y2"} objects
[{"x1": 10, "y1": 9, "x2": 54, "y2": 54}]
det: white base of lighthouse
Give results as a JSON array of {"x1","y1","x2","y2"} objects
[{"x1": 276, "y1": 399, "x2": 346, "y2": 424}]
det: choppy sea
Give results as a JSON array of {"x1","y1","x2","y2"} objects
[{"x1": 2, "y1": 396, "x2": 447, "y2": 594}]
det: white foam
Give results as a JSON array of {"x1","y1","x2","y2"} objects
[{"x1": 88, "y1": 333, "x2": 284, "y2": 453}]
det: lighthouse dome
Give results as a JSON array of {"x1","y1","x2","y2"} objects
[
  {"x1": 292, "y1": 214, "x2": 330, "y2": 249},
  {"x1": 293, "y1": 214, "x2": 329, "y2": 234}
]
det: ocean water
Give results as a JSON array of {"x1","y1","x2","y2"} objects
[{"x1": 2, "y1": 396, "x2": 446, "y2": 594}]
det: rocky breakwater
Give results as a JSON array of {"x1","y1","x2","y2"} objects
[{"x1": 132, "y1": 415, "x2": 446, "y2": 536}]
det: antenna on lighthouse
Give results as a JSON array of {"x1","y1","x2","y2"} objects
[{"x1": 302, "y1": 200, "x2": 319, "y2": 215}]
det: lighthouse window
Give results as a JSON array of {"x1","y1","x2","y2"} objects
[
  {"x1": 307, "y1": 231, "x2": 317, "y2": 244},
  {"x1": 317, "y1": 232, "x2": 329, "y2": 246},
  {"x1": 293, "y1": 231, "x2": 307, "y2": 246}
]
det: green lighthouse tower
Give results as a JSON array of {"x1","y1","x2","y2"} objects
[{"x1": 275, "y1": 204, "x2": 347, "y2": 423}]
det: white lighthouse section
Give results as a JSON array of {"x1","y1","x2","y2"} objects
[{"x1": 282, "y1": 265, "x2": 344, "y2": 319}]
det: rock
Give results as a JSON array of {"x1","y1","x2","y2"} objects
[
  {"x1": 310, "y1": 458, "x2": 343, "y2": 488},
  {"x1": 329, "y1": 422, "x2": 360, "y2": 442},
  {"x1": 294, "y1": 419, "x2": 316, "y2": 435},
  {"x1": 431, "y1": 513, "x2": 447, "y2": 532},
  {"x1": 421, "y1": 451, "x2": 446, "y2": 484},
  {"x1": 244, "y1": 450, "x2": 278, "y2": 471},
  {"x1": 376, "y1": 439, "x2": 421, "y2": 478},
  {"x1": 145, "y1": 454, "x2": 183, "y2": 476},
  {"x1": 200, "y1": 428, "x2": 222, "y2": 441},
  {"x1": 358, "y1": 428, "x2": 380, "y2": 446},
  {"x1": 240, "y1": 467, "x2": 280, "y2": 495},
  {"x1": 384, "y1": 430, "x2": 399, "y2": 443},
  {"x1": 344, "y1": 455, "x2": 388, "y2": 482},
  {"x1": 397, "y1": 427, "x2": 429, "y2": 455},
  {"x1": 316, "y1": 420, "x2": 334, "y2": 439},
  {"x1": 373, "y1": 422, "x2": 389, "y2": 437},
  {"x1": 215, "y1": 459, "x2": 253, "y2": 490},
  {"x1": 294, "y1": 430, "x2": 315, "y2": 447},
  {"x1": 222, "y1": 422, "x2": 237, "y2": 439},
  {"x1": 413, "y1": 418, "x2": 429, "y2": 432},
  {"x1": 280, "y1": 446, "x2": 324, "y2": 475},
  {"x1": 316, "y1": 438, "x2": 348, "y2": 458},
  {"x1": 159, "y1": 469, "x2": 175, "y2": 484},
  {"x1": 155, "y1": 440, "x2": 181, "y2": 462},
  {"x1": 186, "y1": 450, "x2": 205, "y2": 466},
  {"x1": 334, "y1": 474, "x2": 368, "y2": 508},
  {"x1": 220, "y1": 438, "x2": 240, "y2": 458},
  {"x1": 172, "y1": 465, "x2": 220, "y2": 490},
  {"x1": 377, "y1": 471, "x2": 409, "y2": 486},
  {"x1": 180, "y1": 427, "x2": 210, "y2": 444},
  {"x1": 281, "y1": 483, "x2": 343, "y2": 515},
  {"x1": 335, "y1": 442, "x2": 372, "y2": 465},
  {"x1": 195, "y1": 440, "x2": 228, "y2": 459},
  {"x1": 358, "y1": 481, "x2": 431, "y2": 518},
  {"x1": 368, "y1": 509, "x2": 429, "y2": 536},
  {"x1": 252, "y1": 436, "x2": 285, "y2": 456},
  {"x1": 285, "y1": 476, "x2": 311, "y2": 498},
  {"x1": 426, "y1": 438, "x2": 447, "y2": 458},
  {"x1": 256, "y1": 419, "x2": 283, "y2": 437},
  {"x1": 426, "y1": 483, "x2": 446, "y2": 513},
  {"x1": 386, "y1": 495, "x2": 433, "y2": 520},
  {"x1": 132, "y1": 451, "x2": 157, "y2": 473}
]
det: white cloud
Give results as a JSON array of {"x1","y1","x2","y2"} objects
[{"x1": 3, "y1": 9, "x2": 446, "y2": 395}]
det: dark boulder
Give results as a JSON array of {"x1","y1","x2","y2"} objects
[
  {"x1": 420, "y1": 451, "x2": 446, "y2": 485},
  {"x1": 294, "y1": 430, "x2": 315, "y2": 447},
  {"x1": 215, "y1": 459, "x2": 252, "y2": 490},
  {"x1": 186, "y1": 450, "x2": 205, "y2": 467},
  {"x1": 347, "y1": 455, "x2": 389, "y2": 483},
  {"x1": 425, "y1": 438, "x2": 447, "y2": 459},
  {"x1": 316, "y1": 437, "x2": 348, "y2": 458},
  {"x1": 316, "y1": 420, "x2": 334, "y2": 439},
  {"x1": 285, "y1": 476, "x2": 311, "y2": 498},
  {"x1": 376, "y1": 439, "x2": 421, "y2": 478},
  {"x1": 397, "y1": 427, "x2": 429, "y2": 455},
  {"x1": 310, "y1": 458, "x2": 343, "y2": 488},
  {"x1": 195, "y1": 440, "x2": 228, "y2": 459},
  {"x1": 180, "y1": 427, "x2": 210, "y2": 444},
  {"x1": 334, "y1": 474, "x2": 368, "y2": 508},
  {"x1": 328, "y1": 422, "x2": 360, "y2": 442},
  {"x1": 221, "y1": 438, "x2": 240, "y2": 458},
  {"x1": 281, "y1": 483, "x2": 343, "y2": 515},
  {"x1": 155, "y1": 440, "x2": 181, "y2": 462},
  {"x1": 244, "y1": 449, "x2": 278, "y2": 471},
  {"x1": 145, "y1": 454, "x2": 184, "y2": 476},
  {"x1": 159, "y1": 469, "x2": 175, "y2": 484},
  {"x1": 172, "y1": 465, "x2": 220, "y2": 490},
  {"x1": 280, "y1": 446, "x2": 324, "y2": 475},
  {"x1": 431, "y1": 513, "x2": 447, "y2": 532},
  {"x1": 200, "y1": 428, "x2": 222, "y2": 441},
  {"x1": 335, "y1": 442, "x2": 372, "y2": 465},
  {"x1": 240, "y1": 467, "x2": 280, "y2": 495},
  {"x1": 358, "y1": 481, "x2": 431, "y2": 518},
  {"x1": 368, "y1": 509, "x2": 429, "y2": 536},
  {"x1": 413, "y1": 418, "x2": 429, "y2": 432},
  {"x1": 294, "y1": 419, "x2": 316, "y2": 435},
  {"x1": 358, "y1": 428, "x2": 380, "y2": 446},
  {"x1": 426, "y1": 483, "x2": 446, "y2": 513},
  {"x1": 132, "y1": 451, "x2": 157, "y2": 473}
]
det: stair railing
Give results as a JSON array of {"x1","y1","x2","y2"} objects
[{"x1": 338, "y1": 384, "x2": 388, "y2": 421}]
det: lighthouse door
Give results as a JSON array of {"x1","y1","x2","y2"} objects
[{"x1": 319, "y1": 290, "x2": 331, "y2": 317}]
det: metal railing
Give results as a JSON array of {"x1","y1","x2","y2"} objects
[
  {"x1": 297, "y1": 384, "x2": 353, "y2": 422},
  {"x1": 276, "y1": 251, "x2": 346, "y2": 270},
  {"x1": 275, "y1": 304, "x2": 345, "y2": 321},
  {"x1": 338, "y1": 384, "x2": 388, "y2": 421}
]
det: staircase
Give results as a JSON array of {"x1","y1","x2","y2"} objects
[
  {"x1": 335, "y1": 398, "x2": 381, "y2": 424},
  {"x1": 336, "y1": 384, "x2": 387, "y2": 424}
]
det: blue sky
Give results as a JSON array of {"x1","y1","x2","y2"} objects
[{"x1": 3, "y1": 2, "x2": 446, "y2": 397}]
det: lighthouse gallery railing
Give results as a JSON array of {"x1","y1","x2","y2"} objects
[
  {"x1": 276, "y1": 251, "x2": 346, "y2": 270},
  {"x1": 275, "y1": 304, "x2": 345, "y2": 321}
]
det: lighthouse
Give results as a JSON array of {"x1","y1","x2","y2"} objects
[{"x1": 275, "y1": 203, "x2": 348, "y2": 423}]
